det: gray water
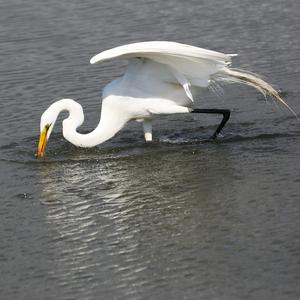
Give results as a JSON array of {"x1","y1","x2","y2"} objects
[{"x1": 1, "y1": 0, "x2": 300, "y2": 299}]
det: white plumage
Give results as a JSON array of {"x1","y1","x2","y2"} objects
[
  {"x1": 37, "y1": 41, "x2": 295, "y2": 158},
  {"x1": 91, "y1": 41, "x2": 234, "y2": 101}
]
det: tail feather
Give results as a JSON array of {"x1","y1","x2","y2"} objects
[{"x1": 216, "y1": 68, "x2": 298, "y2": 118}]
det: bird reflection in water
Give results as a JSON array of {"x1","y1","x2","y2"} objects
[{"x1": 38, "y1": 146, "x2": 237, "y2": 297}]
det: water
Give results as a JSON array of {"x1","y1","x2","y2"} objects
[{"x1": 1, "y1": 0, "x2": 300, "y2": 299}]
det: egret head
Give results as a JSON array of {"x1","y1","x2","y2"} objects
[
  {"x1": 36, "y1": 98, "x2": 85, "y2": 158},
  {"x1": 37, "y1": 107, "x2": 57, "y2": 159}
]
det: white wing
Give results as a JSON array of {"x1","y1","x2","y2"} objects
[{"x1": 90, "y1": 41, "x2": 236, "y2": 102}]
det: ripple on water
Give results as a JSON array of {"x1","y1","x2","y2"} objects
[
  {"x1": 1, "y1": 114, "x2": 299, "y2": 164},
  {"x1": 0, "y1": 102, "x2": 299, "y2": 300}
]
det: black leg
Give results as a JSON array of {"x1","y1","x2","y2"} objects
[{"x1": 191, "y1": 109, "x2": 231, "y2": 139}]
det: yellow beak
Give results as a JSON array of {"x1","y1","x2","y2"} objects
[{"x1": 37, "y1": 126, "x2": 49, "y2": 158}]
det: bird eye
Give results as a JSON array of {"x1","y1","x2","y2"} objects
[{"x1": 45, "y1": 123, "x2": 52, "y2": 130}]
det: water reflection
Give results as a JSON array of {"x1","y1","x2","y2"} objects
[{"x1": 38, "y1": 145, "x2": 237, "y2": 298}]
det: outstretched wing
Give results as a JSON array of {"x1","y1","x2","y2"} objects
[{"x1": 90, "y1": 41, "x2": 235, "y2": 102}]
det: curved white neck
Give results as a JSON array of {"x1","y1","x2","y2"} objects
[{"x1": 47, "y1": 99, "x2": 126, "y2": 147}]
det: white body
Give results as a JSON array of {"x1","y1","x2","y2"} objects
[{"x1": 40, "y1": 41, "x2": 292, "y2": 149}]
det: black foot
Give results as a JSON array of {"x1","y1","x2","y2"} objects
[{"x1": 191, "y1": 109, "x2": 231, "y2": 139}]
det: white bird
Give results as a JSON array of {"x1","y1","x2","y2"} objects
[{"x1": 37, "y1": 41, "x2": 296, "y2": 158}]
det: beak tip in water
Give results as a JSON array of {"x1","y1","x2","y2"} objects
[{"x1": 37, "y1": 126, "x2": 49, "y2": 159}]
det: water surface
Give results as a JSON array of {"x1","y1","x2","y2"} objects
[{"x1": 0, "y1": 0, "x2": 300, "y2": 299}]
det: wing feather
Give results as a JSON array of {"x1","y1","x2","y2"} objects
[
  {"x1": 90, "y1": 41, "x2": 233, "y2": 64},
  {"x1": 90, "y1": 41, "x2": 236, "y2": 101}
]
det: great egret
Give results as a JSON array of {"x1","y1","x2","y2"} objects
[{"x1": 37, "y1": 41, "x2": 296, "y2": 158}]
